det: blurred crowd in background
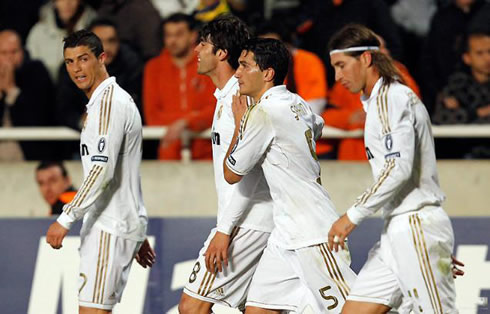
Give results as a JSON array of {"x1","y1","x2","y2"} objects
[{"x1": 0, "y1": 0, "x2": 488, "y2": 161}]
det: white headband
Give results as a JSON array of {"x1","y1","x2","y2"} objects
[{"x1": 329, "y1": 46, "x2": 380, "y2": 56}]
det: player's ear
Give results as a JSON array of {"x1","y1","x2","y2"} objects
[
  {"x1": 263, "y1": 67, "x2": 275, "y2": 83},
  {"x1": 360, "y1": 51, "x2": 372, "y2": 67},
  {"x1": 98, "y1": 51, "x2": 107, "y2": 65},
  {"x1": 462, "y1": 52, "x2": 471, "y2": 66},
  {"x1": 217, "y1": 48, "x2": 228, "y2": 62}
]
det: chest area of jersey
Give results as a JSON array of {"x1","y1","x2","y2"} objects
[{"x1": 211, "y1": 101, "x2": 234, "y2": 147}]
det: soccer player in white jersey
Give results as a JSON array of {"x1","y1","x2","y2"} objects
[
  {"x1": 223, "y1": 37, "x2": 358, "y2": 313},
  {"x1": 327, "y1": 24, "x2": 457, "y2": 314},
  {"x1": 178, "y1": 16, "x2": 275, "y2": 313},
  {"x1": 46, "y1": 30, "x2": 155, "y2": 313}
]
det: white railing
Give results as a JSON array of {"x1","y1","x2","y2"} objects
[{"x1": 1, "y1": 125, "x2": 489, "y2": 161}]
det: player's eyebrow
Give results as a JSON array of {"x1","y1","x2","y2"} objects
[{"x1": 332, "y1": 61, "x2": 344, "y2": 67}]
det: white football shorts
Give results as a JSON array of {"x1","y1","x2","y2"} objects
[
  {"x1": 78, "y1": 225, "x2": 141, "y2": 310},
  {"x1": 183, "y1": 227, "x2": 270, "y2": 309},
  {"x1": 347, "y1": 206, "x2": 457, "y2": 314},
  {"x1": 246, "y1": 240, "x2": 358, "y2": 313}
]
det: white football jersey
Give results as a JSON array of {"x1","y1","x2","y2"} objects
[
  {"x1": 226, "y1": 85, "x2": 339, "y2": 249},
  {"x1": 346, "y1": 78, "x2": 446, "y2": 225},
  {"x1": 57, "y1": 77, "x2": 147, "y2": 241},
  {"x1": 212, "y1": 76, "x2": 273, "y2": 235}
]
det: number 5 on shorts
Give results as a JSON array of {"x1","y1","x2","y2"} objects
[{"x1": 319, "y1": 285, "x2": 339, "y2": 310}]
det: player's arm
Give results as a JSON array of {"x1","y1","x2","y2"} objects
[
  {"x1": 329, "y1": 92, "x2": 416, "y2": 251},
  {"x1": 223, "y1": 93, "x2": 247, "y2": 184},
  {"x1": 346, "y1": 92, "x2": 416, "y2": 225},
  {"x1": 49, "y1": 97, "x2": 126, "y2": 247}
]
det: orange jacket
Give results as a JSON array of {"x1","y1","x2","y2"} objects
[
  {"x1": 286, "y1": 48, "x2": 332, "y2": 155},
  {"x1": 323, "y1": 61, "x2": 421, "y2": 160},
  {"x1": 143, "y1": 50, "x2": 216, "y2": 160}
]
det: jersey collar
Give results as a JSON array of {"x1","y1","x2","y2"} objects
[
  {"x1": 360, "y1": 77, "x2": 383, "y2": 112},
  {"x1": 257, "y1": 85, "x2": 287, "y2": 104},
  {"x1": 87, "y1": 77, "x2": 116, "y2": 107},
  {"x1": 214, "y1": 75, "x2": 238, "y2": 101}
]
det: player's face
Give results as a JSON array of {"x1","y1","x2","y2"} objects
[
  {"x1": 36, "y1": 167, "x2": 70, "y2": 206},
  {"x1": 463, "y1": 35, "x2": 490, "y2": 77},
  {"x1": 330, "y1": 52, "x2": 366, "y2": 94},
  {"x1": 91, "y1": 25, "x2": 120, "y2": 65},
  {"x1": 64, "y1": 45, "x2": 106, "y2": 95},
  {"x1": 164, "y1": 22, "x2": 196, "y2": 58},
  {"x1": 235, "y1": 50, "x2": 267, "y2": 100},
  {"x1": 195, "y1": 39, "x2": 218, "y2": 76}
]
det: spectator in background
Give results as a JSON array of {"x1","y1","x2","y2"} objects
[
  {"x1": 98, "y1": 0, "x2": 162, "y2": 61},
  {"x1": 26, "y1": 0, "x2": 96, "y2": 82},
  {"x1": 150, "y1": 0, "x2": 199, "y2": 18},
  {"x1": 323, "y1": 33, "x2": 421, "y2": 160},
  {"x1": 56, "y1": 17, "x2": 144, "y2": 131},
  {"x1": 419, "y1": 0, "x2": 486, "y2": 114},
  {"x1": 0, "y1": 30, "x2": 55, "y2": 161},
  {"x1": 143, "y1": 13, "x2": 215, "y2": 160},
  {"x1": 433, "y1": 29, "x2": 490, "y2": 158},
  {"x1": 36, "y1": 161, "x2": 77, "y2": 215},
  {"x1": 297, "y1": 0, "x2": 403, "y2": 88}
]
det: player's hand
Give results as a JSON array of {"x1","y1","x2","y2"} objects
[
  {"x1": 46, "y1": 221, "x2": 69, "y2": 249},
  {"x1": 328, "y1": 214, "x2": 356, "y2": 252},
  {"x1": 231, "y1": 92, "x2": 248, "y2": 127},
  {"x1": 135, "y1": 238, "x2": 156, "y2": 268},
  {"x1": 204, "y1": 231, "x2": 230, "y2": 274},
  {"x1": 451, "y1": 255, "x2": 464, "y2": 279}
]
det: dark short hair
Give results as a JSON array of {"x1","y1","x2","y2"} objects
[
  {"x1": 198, "y1": 14, "x2": 251, "y2": 70},
  {"x1": 88, "y1": 17, "x2": 118, "y2": 34},
  {"x1": 162, "y1": 13, "x2": 197, "y2": 31},
  {"x1": 36, "y1": 161, "x2": 69, "y2": 177},
  {"x1": 63, "y1": 29, "x2": 104, "y2": 57},
  {"x1": 243, "y1": 37, "x2": 290, "y2": 85},
  {"x1": 463, "y1": 29, "x2": 490, "y2": 53}
]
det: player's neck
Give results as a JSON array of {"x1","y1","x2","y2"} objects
[
  {"x1": 363, "y1": 71, "x2": 380, "y2": 98},
  {"x1": 85, "y1": 71, "x2": 109, "y2": 99},
  {"x1": 211, "y1": 63, "x2": 235, "y2": 90},
  {"x1": 472, "y1": 69, "x2": 488, "y2": 84}
]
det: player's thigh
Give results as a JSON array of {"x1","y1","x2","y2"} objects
[
  {"x1": 246, "y1": 243, "x2": 305, "y2": 313},
  {"x1": 294, "y1": 243, "x2": 358, "y2": 313},
  {"x1": 183, "y1": 227, "x2": 269, "y2": 309},
  {"x1": 341, "y1": 300, "x2": 391, "y2": 314},
  {"x1": 178, "y1": 292, "x2": 213, "y2": 314},
  {"x1": 78, "y1": 227, "x2": 140, "y2": 310},
  {"x1": 345, "y1": 240, "x2": 402, "y2": 310},
  {"x1": 391, "y1": 208, "x2": 456, "y2": 313}
]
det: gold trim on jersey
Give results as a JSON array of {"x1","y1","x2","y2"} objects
[
  {"x1": 323, "y1": 244, "x2": 350, "y2": 295},
  {"x1": 376, "y1": 84, "x2": 391, "y2": 135},
  {"x1": 318, "y1": 244, "x2": 349, "y2": 300},
  {"x1": 409, "y1": 214, "x2": 443, "y2": 313},
  {"x1": 99, "y1": 85, "x2": 114, "y2": 135},
  {"x1": 65, "y1": 165, "x2": 103, "y2": 214},
  {"x1": 355, "y1": 159, "x2": 395, "y2": 206},
  {"x1": 238, "y1": 103, "x2": 256, "y2": 140}
]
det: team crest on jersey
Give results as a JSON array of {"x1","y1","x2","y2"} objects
[
  {"x1": 98, "y1": 137, "x2": 106, "y2": 153},
  {"x1": 217, "y1": 105, "x2": 223, "y2": 120},
  {"x1": 385, "y1": 134, "x2": 393, "y2": 151}
]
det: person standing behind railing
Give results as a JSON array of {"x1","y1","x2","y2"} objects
[
  {"x1": 0, "y1": 30, "x2": 55, "y2": 161},
  {"x1": 143, "y1": 13, "x2": 215, "y2": 160}
]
